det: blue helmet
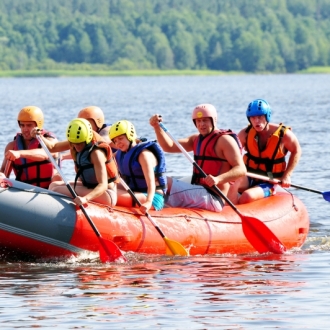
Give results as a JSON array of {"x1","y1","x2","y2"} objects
[{"x1": 246, "y1": 99, "x2": 271, "y2": 122}]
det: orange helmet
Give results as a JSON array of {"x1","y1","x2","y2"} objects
[
  {"x1": 17, "y1": 106, "x2": 44, "y2": 129},
  {"x1": 78, "y1": 106, "x2": 105, "y2": 130},
  {"x1": 192, "y1": 104, "x2": 217, "y2": 128}
]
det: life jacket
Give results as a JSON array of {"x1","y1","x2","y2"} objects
[
  {"x1": 192, "y1": 129, "x2": 242, "y2": 185},
  {"x1": 12, "y1": 130, "x2": 56, "y2": 189},
  {"x1": 243, "y1": 123, "x2": 290, "y2": 179},
  {"x1": 115, "y1": 140, "x2": 167, "y2": 193},
  {"x1": 72, "y1": 131, "x2": 119, "y2": 189},
  {"x1": 98, "y1": 123, "x2": 109, "y2": 134}
]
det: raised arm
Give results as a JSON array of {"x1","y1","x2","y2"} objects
[{"x1": 149, "y1": 114, "x2": 196, "y2": 152}]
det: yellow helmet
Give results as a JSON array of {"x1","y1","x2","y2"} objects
[
  {"x1": 17, "y1": 106, "x2": 44, "y2": 129},
  {"x1": 66, "y1": 118, "x2": 93, "y2": 144},
  {"x1": 109, "y1": 120, "x2": 137, "y2": 142},
  {"x1": 78, "y1": 106, "x2": 105, "y2": 129}
]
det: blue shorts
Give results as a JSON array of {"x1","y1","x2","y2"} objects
[
  {"x1": 142, "y1": 192, "x2": 164, "y2": 211},
  {"x1": 248, "y1": 178, "x2": 276, "y2": 197}
]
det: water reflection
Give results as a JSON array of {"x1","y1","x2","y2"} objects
[{"x1": 0, "y1": 251, "x2": 324, "y2": 328}]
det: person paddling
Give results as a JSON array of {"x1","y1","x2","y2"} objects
[
  {"x1": 0, "y1": 106, "x2": 58, "y2": 188},
  {"x1": 49, "y1": 118, "x2": 119, "y2": 207},
  {"x1": 149, "y1": 104, "x2": 246, "y2": 211},
  {"x1": 230, "y1": 99, "x2": 302, "y2": 204}
]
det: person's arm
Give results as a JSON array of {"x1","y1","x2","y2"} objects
[
  {"x1": 281, "y1": 129, "x2": 302, "y2": 187},
  {"x1": 138, "y1": 149, "x2": 158, "y2": 213},
  {"x1": 203, "y1": 135, "x2": 246, "y2": 188},
  {"x1": 4, "y1": 135, "x2": 60, "y2": 162},
  {"x1": 149, "y1": 114, "x2": 196, "y2": 152},
  {"x1": 73, "y1": 149, "x2": 108, "y2": 205},
  {"x1": 5, "y1": 148, "x2": 50, "y2": 162},
  {"x1": 31, "y1": 128, "x2": 70, "y2": 152},
  {"x1": 60, "y1": 152, "x2": 72, "y2": 161},
  {"x1": 0, "y1": 141, "x2": 14, "y2": 173},
  {"x1": 41, "y1": 136, "x2": 69, "y2": 153},
  {"x1": 237, "y1": 127, "x2": 247, "y2": 150}
]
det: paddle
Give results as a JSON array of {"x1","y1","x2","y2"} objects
[
  {"x1": 158, "y1": 122, "x2": 286, "y2": 254},
  {"x1": 119, "y1": 178, "x2": 188, "y2": 256},
  {"x1": 247, "y1": 172, "x2": 330, "y2": 202},
  {"x1": 4, "y1": 160, "x2": 13, "y2": 177},
  {"x1": 36, "y1": 135, "x2": 127, "y2": 263}
]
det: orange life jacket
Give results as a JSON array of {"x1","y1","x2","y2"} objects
[{"x1": 243, "y1": 123, "x2": 289, "y2": 178}]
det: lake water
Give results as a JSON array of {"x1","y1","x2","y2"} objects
[{"x1": 0, "y1": 75, "x2": 329, "y2": 329}]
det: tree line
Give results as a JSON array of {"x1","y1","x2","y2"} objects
[{"x1": 1, "y1": 0, "x2": 330, "y2": 73}]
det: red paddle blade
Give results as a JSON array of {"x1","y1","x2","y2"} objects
[
  {"x1": 241, "y1": 215, "x2": 286, "y2": 254},
  {"x1": 98, "y1": 237, "x2": 127, "y2": 263}
]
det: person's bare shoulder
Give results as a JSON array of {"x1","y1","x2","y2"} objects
[{"x1": 4, "y1": 140, "x2": 14, "y2": 152}]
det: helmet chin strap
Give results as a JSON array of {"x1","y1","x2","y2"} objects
[
  {"x1": 262, "y1": 121, "x2": 269, "y2": 131},
  {"x1": 126, "y1": 140, "x2": 133, "y2": 152}
]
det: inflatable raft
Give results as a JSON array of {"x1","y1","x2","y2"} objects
[{"x1": 0, "y1": 177, "x2": 309, "y2": 261}]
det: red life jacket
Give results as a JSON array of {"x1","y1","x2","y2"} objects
[
  {"x1": 13, "y1": 130, "x2": 56, "y2": 189},
  {"x1": 192, "y1": 129, "x2": 242, "y2": 185}
]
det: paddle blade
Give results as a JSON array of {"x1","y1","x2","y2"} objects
[
  {"x1": 322, "y1": 191, "x2": 330, "y2": 202},
  {"x1": 241, "y1": 215, "x2": 286, "y2": 254},
  {"x1": 164, "y1": 237, "x2": 189, "y2": 256},
  {"x1": 98, "y1": 237, "x2": 127, "y2": 263}
]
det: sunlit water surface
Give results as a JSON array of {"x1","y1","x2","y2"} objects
[{"x1": 0, "y1": 75, "x2": 329, "y2": 329}]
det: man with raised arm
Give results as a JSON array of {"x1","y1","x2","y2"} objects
[{"x1": 149, "y1": 104, "x2": 246, "y2": 211}]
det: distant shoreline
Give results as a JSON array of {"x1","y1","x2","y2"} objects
[{"x1": 0, "y1": 67, "x2": 329, "y2": 78}]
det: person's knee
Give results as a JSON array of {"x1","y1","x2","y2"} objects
[
  {"x1": 48, "y1": 182, "x2": 57, "y2": 191},
  {"x1": 51, "y1": 173, "x2": 62, "y2": 182},
  {"x1": 238, "y1": 191, "x2": 255, "y2": 204},
  {"x1": 238, "y1": 187, "x2": 265, "y2": 204},
  {"x1": 49, "y1": 181, "x2": 62, "y2": 191}
]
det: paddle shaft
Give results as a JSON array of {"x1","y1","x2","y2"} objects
[
  {"x1": 37, "y1": 136, "x2": 103, "y2": 237},
  {"x1": 247, "y1": 172, "x2": 325, "y2": 195},
  {"x1": 4, "y1": 160, "x2": 13, "y2": 177},
  {"x1": 159, "y1": 122, "x2": 241, "y2": 214}
]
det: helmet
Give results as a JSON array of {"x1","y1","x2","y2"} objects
[
  {"x1": 109, "y1": 120, "x2": 137, "y2": 142},
  {"x1": 66, "y1": 118, "x2": 93, "y2": 144},
  {"x1": 17, "y1": 106, "x2": 44, "y2": 129},
  {"x1": 246, "y1": 99, "x2": 271, "y2": 122},
  {"x1": 78, "y1": 106, "x2": 105, "y2": 129},
  {"x1": 192, "y1": 104, "x2": 217, "y2": 127}
]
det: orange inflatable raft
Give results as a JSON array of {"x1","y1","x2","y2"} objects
[{"x1": 0, "y1": 178, "x2": 309, "y2": 261}]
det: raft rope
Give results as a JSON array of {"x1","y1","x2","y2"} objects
[{"x1": 282, "y1": 187, "x2": 298, "y2": 211}]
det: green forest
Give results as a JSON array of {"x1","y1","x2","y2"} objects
[{"x1": 1, "y1": 0, "x2": 330, "y2": 74}]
